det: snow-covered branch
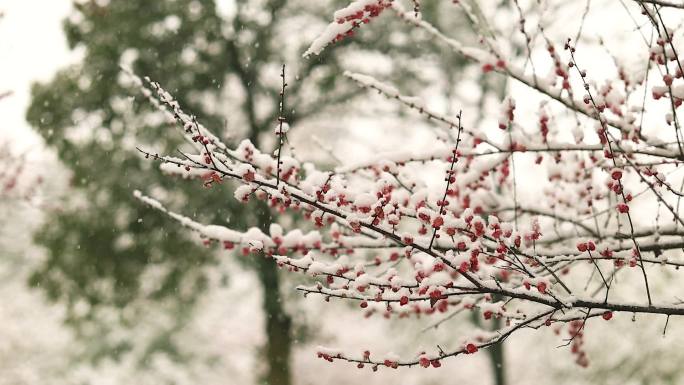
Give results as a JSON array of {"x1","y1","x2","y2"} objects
[{"x1": 128, "y1": 0, "x2": 684, "y2": 372}]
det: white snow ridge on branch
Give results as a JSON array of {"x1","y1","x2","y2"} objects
[{"x1": 304, "y1": 0, "x2": 394, "y2": 57}]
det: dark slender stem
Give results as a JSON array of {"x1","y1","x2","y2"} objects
[{"x1": 276, "y1": 64, "x2": 288, "y2": 187}]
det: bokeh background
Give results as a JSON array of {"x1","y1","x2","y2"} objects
[{"x1": 1, "y1": 1, "x2": 683, "y2": 384}]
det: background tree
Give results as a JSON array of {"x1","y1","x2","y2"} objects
[
  {"x1": 27, "y1": 1, "x2": 342, "y2": 382},
  {"x1": 26, "y1": 0, "x2": 479, "y2": 383}
]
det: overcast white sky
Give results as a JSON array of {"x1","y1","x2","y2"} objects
[{"x1": 0, "y1": 0, "x2": 73, "y2": 155}]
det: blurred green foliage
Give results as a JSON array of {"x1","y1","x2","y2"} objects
[{"x1": 26, "y1": 0, "x2": 474, "y2": 382}]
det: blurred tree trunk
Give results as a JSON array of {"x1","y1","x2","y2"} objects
[
  {"x1": 488, "y1": 317, "x2": 506, "y2": 385},
  {"x1": 254, "y1": 221, "x2": 292, "y2": 385},
  {"x1": 249, "y1": 93, "x2": 292, "y2": 384},
  {"x1": 471, "y1": 305, "x2": 506, "y2": 385}
]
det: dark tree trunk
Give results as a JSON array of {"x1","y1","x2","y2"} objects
[
  {"x1": 487, "y1": 317, "x2": 506, "y2": 385},
  {"x1": 254, "y1": 239, "x2": 292, "y2": 385},
  {"x1": 471, "y1": 311, "x2": 506, "y2": 385},
  {"x1": 251, "y1": 123, "x2": 292, "y2": 384}
]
